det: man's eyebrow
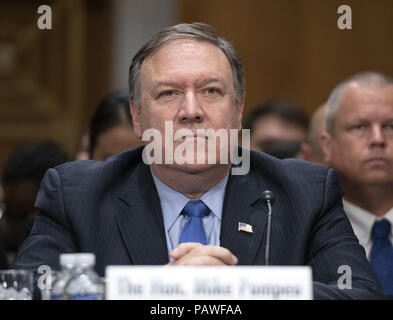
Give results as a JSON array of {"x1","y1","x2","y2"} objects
[
  {"x1": 153, "y1": 81, "x2": 181, "y2": 89},
  {"x1": 196, "y1": 78, "x2": 223, "y2": 87},
  {"x1": 349, "y1": 117, "x2": 393, "y2": 122},
  {"x1": 347, "y1": 118, "x2": 369, "y2": 122},
  {"x1": 152, "y1": 78, "x2": 224, "y2": 90}
]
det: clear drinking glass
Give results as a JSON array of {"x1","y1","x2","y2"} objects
[
  {"x1": 0, "y1": 270, "x2": 34, "y2": 300},
  {"x1": 40, "y1": 270, "x2": 60, "y2": 300}
]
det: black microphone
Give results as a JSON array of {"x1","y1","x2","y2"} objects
[{"x1": 261, "y1": 191, "x2": 275, "y2": 266}]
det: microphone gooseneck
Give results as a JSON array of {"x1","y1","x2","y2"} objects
[{"x1": 261, "y1": 191, "x2": 275, "y2": 266}]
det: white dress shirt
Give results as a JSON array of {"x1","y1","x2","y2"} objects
[{"x1": 343, "y1": 199, "x2": 393, "y2": 260}]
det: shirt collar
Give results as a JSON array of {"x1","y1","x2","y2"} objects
[
  {"x1": 199, "y1": 173, "x2": 228, "y2": 222},
  {"x1": 343, "y1": 199, "x2": 393, "y2": 246},
  {"x1": 151, "y1": 169, "x2": 229, "y2": 233}
]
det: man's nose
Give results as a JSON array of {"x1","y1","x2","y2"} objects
[
  {"x1": 369, "y1": 125, "x2": 386, "y2": 147},
  {"x1": 178, "y1": 91, "x2": 204, "y2": 124}
]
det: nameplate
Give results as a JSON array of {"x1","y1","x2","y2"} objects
[{"x1": 105, "y1": 266, "x2": 313, "y2": 300}]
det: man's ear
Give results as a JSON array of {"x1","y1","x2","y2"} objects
[
  {"x1": 130, "y1": 103, "x2": 142, "y2": 138},
  {"x1": 299, "y1": 142, "x2": 311, "y2": 161},
  {"x1": 320, "y1": 131, "x2": 332, "y2": 164},
  {"x1": 236, "y1": 96, "x2": 245, "y2": 130}
]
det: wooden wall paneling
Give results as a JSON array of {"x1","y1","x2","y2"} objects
[
  {"x1": 180, "y1": 0, "x2": 393, "y2": 116},
  {"x1": 0, "y1": 0, "x2": 86, "y2": 167}
]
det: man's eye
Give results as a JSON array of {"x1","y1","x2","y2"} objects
[
  {"x1": 158, "y1": 90, "x2": 178, "y2": 99},
  {"x1": 350, "y1": 124, "x2": 366, "y2": 130},
  {"x1": 383, "y1": 123, "x2": 393, "y2": 131},
  {"x1": 204, "y1": 88, "x2": 220, "y2": 95},
  {"x1": 163, "y1": 90, "x2": 175, "y2": 96}
]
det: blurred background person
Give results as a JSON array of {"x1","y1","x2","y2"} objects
[
  {"x1": 321, "y1": 71, "x2": 393, "y2": 297},
  {"x1": 0, "y1": 141, "x2": 69, "y2": 266},
  {"x1": 74, "y1": 132, "x2": 90, "y2": 161},
  {"x1": 244, "y1": 99, "x2": 309, "y2": 158},
  {"x1": 300, "y1": 103, "x2": 327, "y2": 164},
  {"x1": 88, "y1": 90, "x2": 142, "y2": 161}
]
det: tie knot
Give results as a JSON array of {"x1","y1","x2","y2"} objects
[
  {"x1": 182, "y1": 200, "x2": 210, "y2": 218},
  {"x1": 372, "y1": 219, "x2": 391, "y2": 239}
]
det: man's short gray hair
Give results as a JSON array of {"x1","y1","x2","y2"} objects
[
  {"x1": 325, "y1": 71, "x2": 393, "y2": 133},
  {"x1": 128, "y1": 23, "x2": 246, "y2": 107}
]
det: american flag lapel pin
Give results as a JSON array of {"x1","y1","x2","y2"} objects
[{"x1": 238, "y1": 222, "x2": 253, "y2": 234}]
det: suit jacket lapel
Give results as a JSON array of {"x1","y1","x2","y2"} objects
[
  {"x1": 114, "y1": 161, "x2": 169, "y2": 265},
  {"x1": 220, "y1": 168, "x2": 270, "y2": 265},
  {"x1": 112, "y1": 149, "x2": 274, "y2": 266}
]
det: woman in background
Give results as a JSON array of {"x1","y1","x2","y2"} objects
[{"x1": 76, "y1": 90, "x2": 142, "y2": 162}]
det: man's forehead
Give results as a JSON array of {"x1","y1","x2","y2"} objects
[
  {"x1": 144, "y1": 38, "x2": 227, "y2": 59},
  {"x1": 343, "y1": 83, "x2": 393, "y2": 104},
  {"x1": 140, "y1": 39, "x2": 232, "y2": 80},
  {"x1": 338, "y1": 83, "x2": 393, "y2": 114}
]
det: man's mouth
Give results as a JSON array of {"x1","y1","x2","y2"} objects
[
  {"x1": 364, "y1": 157, "x2": 390, "y2": 165},
  {"x1": 174, "y1": 133, "x2": 208, "y2": 142}
]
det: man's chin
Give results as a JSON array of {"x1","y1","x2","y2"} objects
[
  {"x1": 363, "y1": 176, "x2": 393, "y2": 186},
  {"x1": 165, "y1": 162, "x2": 230, "y2": 175},
  {"x1": 356, "y1": 170, "x2": 393, "y2": 186}
]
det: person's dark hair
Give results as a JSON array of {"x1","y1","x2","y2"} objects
[
  {"x1": 244, "y1": 99, "x2": 309, "y2": 133},
  {"x1": 89, "y1": 90, "x2": 133, "y2": 157},
  {"x1": 1, "y1": 141, "x2": 69, "y2": 186},
  {"x1": 128, "y1": 22, "x2": 245, "y2": 107}
]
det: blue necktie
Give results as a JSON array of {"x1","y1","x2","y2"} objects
[
  {"x1": 179, "y1": 200, "x2": 210, "y2": 245},
  {"x1": 370, "y1": 219, "x2": 393, "y2": 296}
]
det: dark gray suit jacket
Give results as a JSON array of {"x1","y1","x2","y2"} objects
[{"x1": 13, "y1": 146, "x2": 386, "y2": 299}]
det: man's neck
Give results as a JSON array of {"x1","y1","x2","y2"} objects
[
  {"x1": 150, "y1": 164, "x2": 231, "y2": 199},
  {"x1": 343, "y1": 182, "x2": 393, "y2": 216}
]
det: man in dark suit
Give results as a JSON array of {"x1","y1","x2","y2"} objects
[
  {"x1": 13, "y1": 23, "x2": 385, "y2": 299},
  {"x1": 321, "y1": 71, "x2": 393, "y2": 297}
]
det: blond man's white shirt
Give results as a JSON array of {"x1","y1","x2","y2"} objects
[{"x1": 343, "y1": 200, "x2": 393, "y2": 260}]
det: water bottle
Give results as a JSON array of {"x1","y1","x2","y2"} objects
[
  {"x1": 64, "y1": 253, "x2": 103, "y2": 300},
  {"x1": 50, "y1": 254, "x2": 78, "y2": 300}
]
